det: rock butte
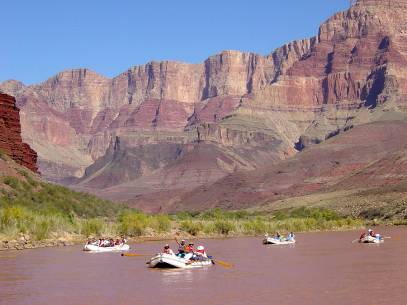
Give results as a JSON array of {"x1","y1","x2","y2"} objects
[
  {"x1": 2, "y1": 0, "x2": 407, "y2": 211},
  {"x1": 0, "y1": 93, "x2": 37, "y2": 173}
]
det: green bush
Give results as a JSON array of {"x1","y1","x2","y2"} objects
[
  {"x1": 3, "y1": 176, "x2": 20, "y2": 190},
  {"x1": 172, "y1": 211, "x2": 199, "y2": 221},
  {"x1": 82, "y1": 218, "x2": 105, "y2": 237},
  {"x1": 202, "y1": 222, "x2": 216, "y2": 235},
  {"x1": 151, "y1": 214, "x2": 171, "y2": 232},
  {"x1": 17, "y1": 169, "x2": 39, "y2": 188},
  {"x1": 180, "y1": 220, "x2": 203, "y2": 236},
  {"x1": 32, "y1": 218, "x2": 51, "y2": 240},
  {"x1": 213, "y1": 220, "x2": 235, "y2": 235},
  {"x1": 118, "y1": 212, "x2": 148, "y2": 236},
  {"x1": 200, "y1": 208, "x2": 225, "y2": 220},
  {"x1": 242, "y1": 218, "x2": 269, "y2": 235},
  {"x1": 1, "y1": 177, "x2": 125, "y2": 218},
  {"x1": 273, "y1": 207, "x2": 342, "y2": 221},
  {"x1": 0, "y1": 206, "x2": 31, "y2": 231},
  {"x1": 0, "y1": 205, "x2": 73, "y2": 240}
]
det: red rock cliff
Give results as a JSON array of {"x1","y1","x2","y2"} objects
[{"x1": 0, "y1": 93, "x2": 38, "y2": 172}]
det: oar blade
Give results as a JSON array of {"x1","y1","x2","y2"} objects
[
  {"x1": 214, "y1": 259, "x2": 233, "y2": 268},
  {"x1": 121, "y1": 253, "x2": 149, "y2": 257}
]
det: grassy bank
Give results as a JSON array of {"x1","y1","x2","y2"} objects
[
  {"x1": 0, "y1": 165, "x2": 367, "y2": 249},
  {"x1": 0, "y1": 206, "x2": 365, "y2": 246},
  {"x1": 0, "y1": 173, "x2": 126, "y2": 245},
  {"x1": 0, "y1": 171, "x2": 365, "y2": 245}
]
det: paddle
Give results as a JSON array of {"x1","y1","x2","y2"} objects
[
  {"x1": 121, "y1": 253, "x2": 150, "y2": 257},
  {"x1": 351, "y1": 239, "x2": 360, "y2": 243},
  {"x1": 211, "y1": 259, "x2": 233, "y2": 268}
]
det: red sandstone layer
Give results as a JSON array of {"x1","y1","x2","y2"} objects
[{"x1": 0, "y1": 93, "x2": 38, "y2": 172}]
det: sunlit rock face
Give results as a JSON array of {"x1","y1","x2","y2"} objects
[
  {"x1": 2, "y1": 0, "x2": 407, "y2": 211},
  {"x1": 0, "y1": 93, "x2": 37, "y2": 172}
]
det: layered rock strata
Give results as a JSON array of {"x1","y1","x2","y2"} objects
[
  {"x1": 0, "y1": 93, "x2": 37, "y2": 172},
  {"x1": 2, "y1": 0, "x2": 407, "y2": 210}
]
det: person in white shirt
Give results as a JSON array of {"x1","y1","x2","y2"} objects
[
  {"x1": 195, "y1": 245, "x2": 208, "y2": 259},
  {"x1": 163, "y1": 244, "x2": 174, "y2": 255}
]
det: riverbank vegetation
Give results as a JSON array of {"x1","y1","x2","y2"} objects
[{"x1": 0, "y1": 171, "x2": 365, "y2": 245}]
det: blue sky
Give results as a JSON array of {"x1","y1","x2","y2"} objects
[{"x1": 0, "y1": 0, "x2": 349, "y2": 84}]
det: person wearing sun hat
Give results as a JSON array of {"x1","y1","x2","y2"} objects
[
  {"x1": 163, "y1": 244, "x2": 174, "y2": 255},
  {"x1": 183, "y1": 242, "x2": 195, "y2": 260},
  {"x1": 196, "y1": 245, "x2": 207, "y2": 258}
]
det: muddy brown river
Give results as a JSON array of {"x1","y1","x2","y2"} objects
[{"x1": 1, "y1": 228, "x2": 406, "y2": 305}]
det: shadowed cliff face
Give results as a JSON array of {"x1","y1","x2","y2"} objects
[
  {"x1": 0, "y1": 93, "x2": 37, "y2": 172},
  {"x1": 2, "y1": 0, "x2": 407, "y2": 211}
]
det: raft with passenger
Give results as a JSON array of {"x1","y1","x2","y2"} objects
[
  {"x1": 359, "y1": 235, "x2": 383, "y2": 244},
  {"x1": 147, "y1": 253, "x2": 213, "y2": 269},
  {"x1": 147, "y1": 242, "x2": 213, "y2": 269},
  {"x1": 83, "y1": 238, "x2": 130, "y2": 252},
  {"x1": 263, "y1": 232, "x2": 296, "y2": 245},
  {"x1": 84, "y1": 243, "x2": 130, "y2": 252},
  {"x1": 357, "y1": 229, "x2": 384, "y2": 244}
]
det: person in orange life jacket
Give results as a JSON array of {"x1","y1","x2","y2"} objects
[
  {"x1": 185, "y1": 242, "x2": 195, "y2": 253},
  {"x1": 163, "y1": 244, "x2": 174, "y2": 255},
  {"x1": 184, "y1": 242, "x2": 195, "y2": 260}
]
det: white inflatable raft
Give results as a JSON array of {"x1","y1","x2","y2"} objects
[
  {"x1": 263, "y1": 237, "x2": 296, "y2": 245},
  {"x1": 83, "y1": 243, "x2": 130, "y2": 252},
  {"x1": 147, "y1": 253, "x2": 213, "y2": 269},
  {"x1": 359, "y1": 236, "x2": 384, "y2": 244}
]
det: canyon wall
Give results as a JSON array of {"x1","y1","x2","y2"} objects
[
  {"x1": 2, "y1": 0, "x2": 407, "y2": 210},
  {"x1": 0, "y1": 93, "x2": 38, "y2": 172}
]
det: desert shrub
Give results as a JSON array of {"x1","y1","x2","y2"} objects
[
  {"x1": 32, "y1": 218, "x2": 51, "y2": 240},
  {"x1": 273, "y1": 207, "x2": 342, "y2": 221},
  {"x1": 82, "y1": 218, "x2": 105, "y2": 237},
  {"x1": 358, "y1": 208, "x2": 385, "y2": 220},
  {"x1": 3, "y1": 176, "x2": 20, "y2": 190},
  {"x1": 0, "y1": 205, "x2": 72, "y2": 239},
  {"x1": 0, "y1": 178, "x2": 125, "y2": 218},
  {"x1": 17, "y1": 169, "x2": 39, "y2": 188},
  {"x1": 228, "y1": 210, "x2": 252, "y2": 220},
  {"x1": 200, "y1": 208, "x2": 225, "y2": 220},
  {"x1": 151, "y1": 214, "x2": 172, "y2": 232},
  {"x1": 0, "y1": 205, "x2": 31, "y2": 231},
  {"x1": 196, "y1": 209, "x2": 255, "y2": 221},
  {"x1": 242, "y1": 218, "x2": 269, "y2": 235},
  {"x1": 202, "y1": 222, "x2": 216, "y2": 235},
  {"x1": 213, "y1": 220, "x2": 235, "y2": 235},
  {"x1": 118, "y1": 211, "x2": 148, "y2": 236},
  {"x1": 180, "y1": 220, "x2": 203, "y2": 236},
  {"x1": 172, "y1": 211, "x2": 199, "y2": 221}
]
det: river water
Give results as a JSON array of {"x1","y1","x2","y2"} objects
[{"x1": 1, "y1": 228, "x2": 406, "y2": 305}]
